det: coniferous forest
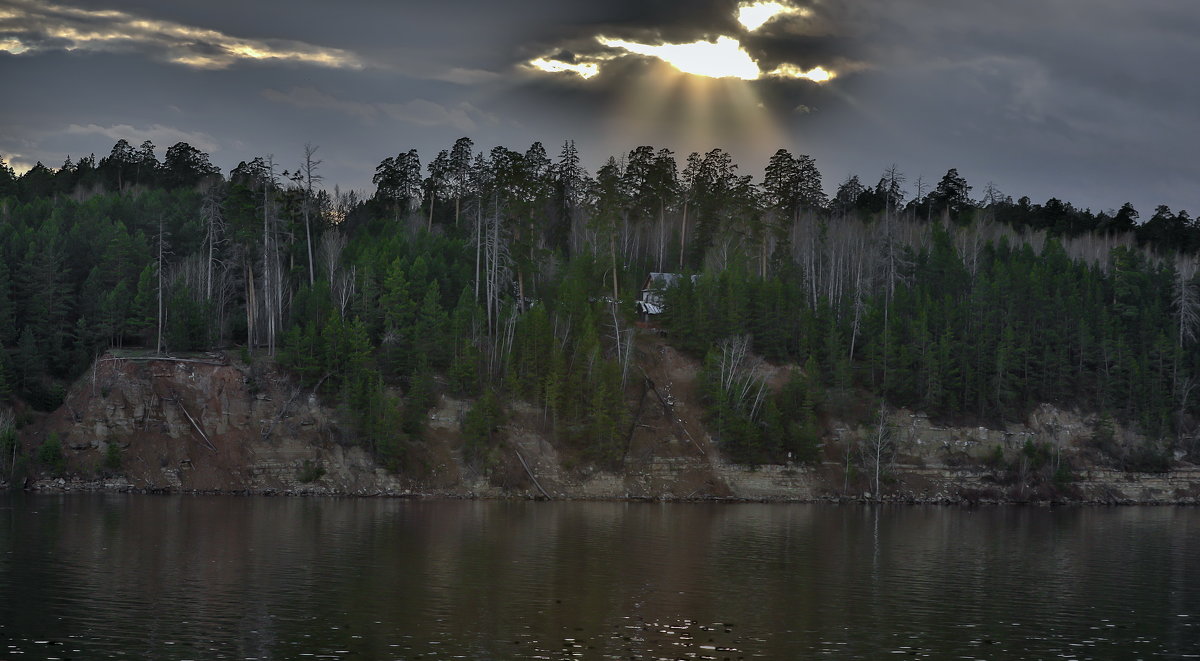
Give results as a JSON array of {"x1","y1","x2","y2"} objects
[{"x1": 1, "y1": 138, "x2": 1198, "y2": 473}]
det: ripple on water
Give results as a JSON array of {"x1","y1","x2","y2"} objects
[{"x1": 1, "y1": 498, "x2": 1198, "y2": 659}]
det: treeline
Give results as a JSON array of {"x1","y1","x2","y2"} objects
[
  {"x1": 0, "y1": 137, "x2": 1196, "y2": 471},
  {"x1": 663, "y1": 226, "x2": 1199, "y2": 466}
]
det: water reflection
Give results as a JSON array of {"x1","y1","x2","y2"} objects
[{"x1": 0, "y1": 496, "x2": 1197, "y2": 659}]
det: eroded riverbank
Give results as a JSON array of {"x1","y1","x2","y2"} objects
[
  {"x1": 7, "y1": 347, "x2": 1200, "y2": 504},
  {"x1": 13, "y1": 462, "x2": 1200, "y2": 505}
]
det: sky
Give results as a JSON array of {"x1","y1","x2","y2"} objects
[{"x1": 1, "y1": 0, "x2": 1197, "y2": 216}]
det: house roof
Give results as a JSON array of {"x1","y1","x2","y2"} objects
[
  {"x1": 638, "y1": 272, "x2": 698, "y2": 315},
  {"x1": 637, "y1": 299, "x2": 665, "y2": 315}
]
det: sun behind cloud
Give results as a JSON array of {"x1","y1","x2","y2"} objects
[
  {"x1": 525, "y1": 1, "x2": 836, "y2": 84},
  {"x1": 597, "y1": 36, "x2": 760, "y2": 81},
  {"x1": 530, "y1": 34, "x2": 836, "y2": 83}
]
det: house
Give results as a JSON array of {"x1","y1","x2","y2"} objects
[{"x1": 636, "y1": 272, "x2": 696, "y2": 318}]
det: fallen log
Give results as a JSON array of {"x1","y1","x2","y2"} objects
[
  {"x1": 98, "y1": 356, "x2": 226, "y2": 367},
  {"x1": 168, "y1": 393, "x2": 217, "y2": 453},
  {"x1": 514, "y1": 447, "x2": 552, "y2": 500}
]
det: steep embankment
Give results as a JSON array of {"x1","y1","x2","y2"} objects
[
  {"x1": 22, "y1": 353, "x2": 415, "y2": 494},
  {"x1": 12, "y1": 341, "x2": 1200, "y2": 503}
]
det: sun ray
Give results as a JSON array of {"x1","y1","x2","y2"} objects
[
  {"x1": 527, "y1": 2, "x2": 838, "y2": 153},
  {"x1": 607, "y1": 60, "x2": 677, "y2": 145},
  {"x1": 720, "y1": 78, "x2": 784, "y2": 153}
]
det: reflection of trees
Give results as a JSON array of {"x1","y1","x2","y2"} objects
[{"x1": 11, "y1": 499, "x2": 1196, "y2": 658}]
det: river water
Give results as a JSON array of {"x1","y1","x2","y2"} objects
[{"x1": 0, "y1": 495, "x2": 1196, "y2": 660}]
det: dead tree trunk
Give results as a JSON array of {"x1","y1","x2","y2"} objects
[
  {"x1": 156, "y1": 218, "x2": 165, "y2": 355},
  {"x1": 302, "y1": 143, "x2": 322, "y2": 288}
]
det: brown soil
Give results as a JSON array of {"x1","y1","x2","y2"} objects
[{"x1": 9, "y1": 341, "x2": 1200, "y2": 505}]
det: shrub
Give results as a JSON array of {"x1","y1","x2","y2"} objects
[
  {"x1": 104, "y1": 442, "x2": 122, "y2": 472},
  {"x1": 1053, "y1": 460, "x2": 1074, "y2": 486},
  {"x1": 297, "y1": 459, "x2": 326, "y2": 483},
  {"x1": 1123, "y1": 444, "x2": 1172, "y2": 473},
  {"x1": 37, "y1": 433, "x2": 66, "y2": 474},
  {"x1": 462, "y1": 390, "x2": 503, "y2": 467},
  {"x1": 24, "y1": 380, "x2": 65, "y2": 412},
  {"x1": 0, "y1": 415, "x2": 18, "y2": 481}
]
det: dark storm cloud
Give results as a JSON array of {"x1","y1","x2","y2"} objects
[
  {"x1": 260, "y1": 86, "x2": 500, "y2": 134},
  {"x1": 0, "y1": 0, "x2": 1196, "y2": 214},
  {"x1": 515, "y1": 0, "x2": 856, "y2": 78},
  {"x1": 517, "y1": 0, "x2": 741, "y2": 50},
  {"x1": 740, "y1": 33, "x2": 858, "y2": 73},
  {"x1": 806, "y1": 0, "x2": 1200, "y2": 212}
]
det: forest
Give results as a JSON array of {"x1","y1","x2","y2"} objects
[{"x1": 0, "y1": 137, "x2": 1197, "y2": 473}]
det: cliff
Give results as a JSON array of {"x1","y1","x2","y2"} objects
[{"x1": 10, "y1": 340, "x2": 1200, "y2": 504}]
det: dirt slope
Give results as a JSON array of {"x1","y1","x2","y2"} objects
[{"x1": 12, "y1": 339, "x2": 1200, "y2": 504}]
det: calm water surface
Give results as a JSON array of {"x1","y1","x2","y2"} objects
[{"x1": 0, "y1": 495, "x2": 1196, "y2": 659}]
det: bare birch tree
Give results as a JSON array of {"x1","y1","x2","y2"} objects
[
  {"x1": 715, "y1": 335, "x2": 768, "y2": 423},
  {"x1": 155, "y1": 217, "x2": 168, "y2": 354},
  {"x1": 481, "y1": 200, "x2": 512, "y2": 338},
  {"x1": 318, "y1": 230, "x2": 345, "y2": 291},
  {"x1": 1175, "y1": 256, "x2": 1200, "y2": 348},
  {"x1": 259, "y1": 156, "x2": 285, "y2": 356},
  {"x1": 318, "y1": 230, "x2": 355, "y2": 319},
  {"x1": 860, "y1": 401, "x2": 895, "y2": 501},
  {"x1": 300, "y1": 143, "x2": 322, "y2": 287},
  {"x1": 199, "y1": 179, "x2": 225, "y2": 304}
]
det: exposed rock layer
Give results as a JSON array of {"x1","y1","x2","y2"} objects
[{"x1": 13, "y1": 346, "x2": 1200, "y2": 504}]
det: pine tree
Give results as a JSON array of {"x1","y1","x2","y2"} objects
[
  {"x1": 129, "y1": 264, "x2": 157, "y2": 345},
  {"x1": 15, "y1": 326, "x2": 42, "y2": 388}
]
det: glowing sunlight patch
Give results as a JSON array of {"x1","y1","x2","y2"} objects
[
  {"x1": 736, "y1": 2, "x2": 804, "y2": 31},
  {"x1": 769, "y1": 63, "x2": 834, "y2": 82},
  {"x1": 0, "y1": 37, "x2": 29, "y2": 54},
  {"x1": 529, "y1": 57, "x2": 600, "y2": 79},
  {"x1": 597, "y1": 36, "x2": 760, "y2": 80}
]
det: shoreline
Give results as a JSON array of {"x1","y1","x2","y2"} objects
[
  {"x1": 21, "y1": 348, "x2": 1200, "y2": 511},
  {"x1": 9, "y1": 472, "x2": 1200, "y2": 506}
]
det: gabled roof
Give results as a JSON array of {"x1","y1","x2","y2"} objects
[{"x1": 638, "y1": 272, "x2": 698, "y2": 315}]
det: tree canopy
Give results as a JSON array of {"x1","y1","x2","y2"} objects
[{"x1": 1, "y1": 135, "x2": 1196, "y2": 473}]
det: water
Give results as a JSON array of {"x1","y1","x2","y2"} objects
[{"x1": 0, "y1": 495, "x2": 1197, "y2": 660}]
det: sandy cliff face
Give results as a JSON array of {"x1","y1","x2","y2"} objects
[
  {"x1": 17, "y1": 344, "x2": 1200, "y2": 504},
  {"x1": 36, "y1": 354, "x2": 413, "y2": 494}
]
